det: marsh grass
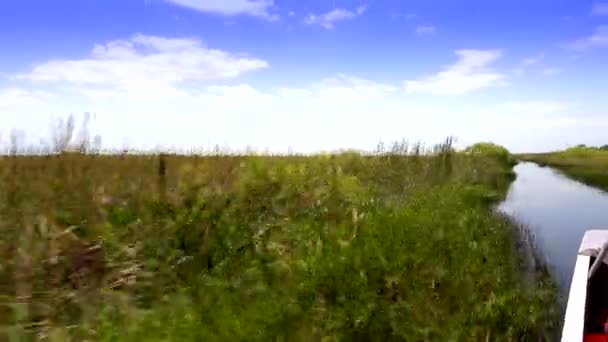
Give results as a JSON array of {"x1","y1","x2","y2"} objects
[
  {"x1": 520, "y1": 148, "x2": 608, "y2": 191},
  {"x1": 0, "y1": 126, "x2": 562, "y2": 341}
]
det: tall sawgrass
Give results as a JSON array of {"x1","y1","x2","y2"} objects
[
  {"x1": 520, "y1": 148, "x2": 608, "y2": 191},
  {"x1": 0, "y1": 119, "x2": 561, "y2": 341}
]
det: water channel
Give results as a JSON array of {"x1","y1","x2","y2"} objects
[{"x1": 498, "y1": 162, "x2": 608, "y2": 297}]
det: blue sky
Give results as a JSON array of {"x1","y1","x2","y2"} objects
[{"x1": 1, "y1": 0, "x2": 608, "y2": 153}]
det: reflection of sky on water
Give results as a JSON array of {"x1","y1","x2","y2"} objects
[{"x1": 498, "y1": 162, "x2": 608, "y2": 297}]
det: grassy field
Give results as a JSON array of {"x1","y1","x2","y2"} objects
[
  {"x1": 519, "y1": 146, "x2": 608, "y2": 191},
  {"x1": 0, "y1": 140, "x2": 561, "y2": 341}
]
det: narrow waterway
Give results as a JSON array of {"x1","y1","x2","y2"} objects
[{"x1": 498, "y1": 162, "x2": 608, "y2": 297}]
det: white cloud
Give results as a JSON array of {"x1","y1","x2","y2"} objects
[
  {"x1": 591, "y1": 2, "x2": 608, "y2": 15},
  {"x1": 305, "y1": 6, "x2": 366, "y2": 29},
  {"x1": 390, "y1": 12, "x2": 415, "y2": 20},
  {"x1": 165, "y1": 0, "x2": 279, "y2": 20},
  {"x1": 0, "y1": 89, "x2": 59, "y2": 142},
  {"x1": 567, "y1": 26, "x2": 608, "y2": 50},
  {"x1": 404, "y1": 49, "x2": 506, "y2": 95},
  {"x1": 1, "y1": 78, "x2": 597, "y2": 154},
  {"x1": 523, "y1": 53, "x2": 544, "y2": 65},
  {"x1": 0, "y1": 89, "x2": 42, "y2": 107},
  {"x1": 542, "y1": 68, "x2": 562, "y2": 76},
  {"x1": 512, "y1": 67, "x2": 525, "y2": 76},
  {"x1": 492, "y1": 101, "x2": 570, "y2": 115},
  {"x1": 415, "y1": 25, "x2": 436, "y2": 35},
  {"x1": 277, "y1": 87, "x2": 312, "y2": 98},
  {"x1": 0, "y1": 76, "x2": 398, "y2": 153},
  {"x1": 19, "y1": 34, "x2": 268, "y2": 94},
  {"x1": 311, "y1": 75, "x2": 398, "y2": 102},
  {"x1": 3, "y1": 36, "x2": 600, "y2": 154},
  {"x1": 203, "y1": 84, "x2": 276, "y2": 105},
  {"x1": 288, "y1": 11, "x2": 295, "y2": 17}
]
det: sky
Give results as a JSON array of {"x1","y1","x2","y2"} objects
[{"x1": 1, "y1": 0, "x2": 608, "y2": 153}]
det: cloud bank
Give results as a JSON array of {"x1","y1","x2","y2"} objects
[
  {"x1": 305, "y1": 6, "x2": 366, "y2": 29},
  {"x1": 165, "y1": 0, "x2": 278, "y2": 20},
  {"x1": 405, "y1": 49, "x2": 506, "y2": 95}
]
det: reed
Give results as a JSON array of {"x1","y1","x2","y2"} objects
[{"x1": 0, "y1": 119, "x2": 560, "y2": 341}]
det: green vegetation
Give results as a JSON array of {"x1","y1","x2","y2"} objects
[
  {"x1": 465, "y1": 142, "x2": 517, "y2": 167},
  {"x1": 0, "y1": 125, "x2": 560, "y2": 341},
  {"x1": 520, "y1": 146, "x2": 608, "y2": 191}
]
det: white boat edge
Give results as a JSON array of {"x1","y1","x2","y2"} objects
[
  {"x1": 561, "y1": 253, "x2": 590, "y2": 341},
  {"x1": 562, "y1": 230, "x2": 608, "y2": 341}
]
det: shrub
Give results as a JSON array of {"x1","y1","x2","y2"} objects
[{"x1": 465, "y1": 142, "x2": 515, "y2": 166}]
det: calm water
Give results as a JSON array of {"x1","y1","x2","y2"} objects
[{"x1": 498, "y1": 162, "x2": 608, "y2": 296}]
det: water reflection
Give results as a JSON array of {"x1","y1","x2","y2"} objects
[{"x1": 498, "y1": 162, "x2": 608, "y2": 296}]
